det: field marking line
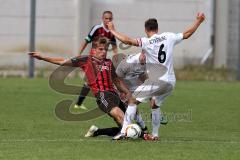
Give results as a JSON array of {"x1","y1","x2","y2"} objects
[{"x1": 0, "y1": 138, "x2": 240, "y2": 144}]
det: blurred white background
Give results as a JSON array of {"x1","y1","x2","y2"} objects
[{"x1": 0, "y1": 0, "x2": 239, "y2": 74}]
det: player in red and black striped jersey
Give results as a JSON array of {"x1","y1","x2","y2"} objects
[
  {"x1": 84, "y1": 22, "x2": 117, "y2": 55},
  {"x1": 71, "y1": 55, "x2": 116, "y2": 97},
  {"x1": 79, "y1": 11, "x2": 117, "y2": 56},
  {"x1": 29, "y1": 36, "x2": 147, "y2": 138},
  {"x1": 76, "y1": 11, "x2": 118, "y2": 110},
  {"x1": 29, "y1": 36, "x2": 131, "y2": 129}
]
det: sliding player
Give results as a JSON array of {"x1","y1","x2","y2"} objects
[{"x1": 29, "y1": 36, "x2": 145, "y2": 138}]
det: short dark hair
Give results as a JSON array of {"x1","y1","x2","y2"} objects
[
  {"x1": 145, "y1": 18, "x2": 158, "y2": 31},
  {"x1": 102, "y1": 11, "x2": 113, "y2": 16},
  {"x1": 92, "y1": 36, "x2": 109, "y2": 49}
]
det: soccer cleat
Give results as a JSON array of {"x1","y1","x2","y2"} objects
[
  {"x1": 143, "y1": 133, "x2": 159, "y2": 141},
  {"x1": 74, "y1": 104, "x2": 87, "y2": 110},
  {"x1": 160, "y1": 115, "x2": 168, "y2": 125},
  {"x1": 79, "y1": 104, "x2": 87, "y2": 110},
  {"x1": 141, "y1": 126, "x2": 148, "y2": 134},
  {"x1": 140, "y1": 126, "x2": 148, "y2": 139},
  {"x1": 84, "y1": 125, "x2": 98, "y2": 137},
  {"x1": 112, "y1": 132, "x2": 126, "y2": 140}
]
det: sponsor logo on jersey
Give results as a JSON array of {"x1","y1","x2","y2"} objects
[{"x1": 97, "y1": 65, "x2": 110, "y2": 71}]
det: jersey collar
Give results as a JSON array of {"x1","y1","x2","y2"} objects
[
  {"x1": 101, "y1": 23, "x2": 110, "y2": 32},
  {"x1": 149, "y1": 33, "x2": 158, "y2": 39},
  {"x1": 91, "y1": 56, "x2": 105, "y2": 63}
]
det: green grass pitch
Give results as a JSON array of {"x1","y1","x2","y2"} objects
[{"x1": 0, "y1": 78, "x2": 240, "y2": 160}]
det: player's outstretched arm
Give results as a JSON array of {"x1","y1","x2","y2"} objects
[
  {"x1": 107, "y1": 22, "x2": 139, "y2": 46},
  {"x1": 183, "y1": 12, "x2": 205, "y2": 39},
  {"x1": 28, "y1": 52, "x2": 73, "y2": 66}
]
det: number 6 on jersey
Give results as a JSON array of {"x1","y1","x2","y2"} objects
[{"x1": 158, "y1": 44, "x2": 166, "y2": 63}]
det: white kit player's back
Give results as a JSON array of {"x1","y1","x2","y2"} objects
[{"x1": 139, "y1": 32, "x2": 183, "y2": 85}]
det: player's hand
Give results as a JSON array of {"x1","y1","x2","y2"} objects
[
  {"x1": 28, "y1": 52, "x2": 43, "y2": 60},
  {"x1": 125, "y1": 91, "x2": 133, "y2": 101},
  {"x1": 196, "y1": 12, "x2": 205, "y2": 23},
  {"x1": 119, "y1": 93, "x2": 127, "y2": 103},
  {"x1": 107, "y1": 21, "x2": 115, "y2": 31}
]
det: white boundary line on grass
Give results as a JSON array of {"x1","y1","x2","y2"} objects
[{"x1": 0, "y1": 138, "x2": 240, "y2": 144}]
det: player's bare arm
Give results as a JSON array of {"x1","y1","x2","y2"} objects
[
  {"x1": 114, "y1": 77, "x2": 131, "y2": 96},
  {"x1": 111, "y1": 65, "x2": 131, "y2": 97},
  {"x1": 28, "y1": 52, "x2": 74, "y2": 66},
  {"x1": 107, "y1": 22, "x2": 139, "y2": 46},
  {"x1": 112, "y1": 44, "x2": 118, "y2": 55},
  {"x1": 79, "y1": 41, "x2": 88, "y2": 55},
  {"x1": 183, "y1": 12, "x2": 205, "y2": 39}
]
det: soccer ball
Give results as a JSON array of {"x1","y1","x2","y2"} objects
[{"x1": 125, "y1": 124, "x2": 142, "y2": 139}]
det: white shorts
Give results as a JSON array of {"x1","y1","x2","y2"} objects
[{"x1": 133, "y1": 80, "x2": 173, "y2": 106}]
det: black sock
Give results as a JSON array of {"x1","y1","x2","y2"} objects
[
  {"x1": 76, "y1": 96, "x2": 86, "y2": 106},
  {"x1": 93, "y1": 127, "x2": 120, "y2": 137},
  {"x1": 76, "y1": 84, "x2": 90, "y2": 105}
]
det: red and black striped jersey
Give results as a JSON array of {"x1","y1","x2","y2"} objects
[
  {"x1": 71, "y1": 56, "x2": 116, "y2": 96},
  {"x1": 85, "y1": 23, "x2": 116, "y2": 45}
]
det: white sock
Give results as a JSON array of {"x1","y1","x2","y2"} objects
[
  {"x1": 135, "y1": 114, "x2": 145, "y2": 129},
  {"x1": 151, "y1": 108, "x2": 161, "y2": 137},
  {"x1": 120, "y1": 104, "x2": 137, "y2": 134}
]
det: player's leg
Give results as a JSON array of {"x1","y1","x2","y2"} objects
[
  {"x1": 113, "y1": 80, "x2": 155, "y2": 139},
  {"x1": 74, "y1": 83, "x2": 90, "y2": 109},
  {"x1": 85, "y1": 105, "x2": 124, "y2": 138},
  {"x1": 132, "y1": 79, "x2": 156, "y2": 130},
  {"x1": 150, "y1": 98, "x2": 168, "y2": 125},
  {"x1": 85, "y1": 125, "x2": 121, "y2": 137},
  {"x1": 93, "y1": 127, "x2": 120, "y2": 137},
  {"x1": 113, "y1": 97, "x2": 138, "y2": 139},
  {"x1": 135, "y1": 110, "x2": 147, "y2": 132},
  {"x1": 147, "y1": 82, "x2": 173, "y2": 140},
  {"x1": 117, "y1": 98, "x2": 146, "y2": 131},
  {"x1": 109, "y1": 106, "x2": 124, "y2": 126},
  {"x1": 87, "y1": 91, "x2": 125, "y2": 138},
  {"x1": 150, "y1": 99, "x2": 161, "y2": 140},
  {"x1": 122, "y1": 79, "x2": 156, "y2": 130},
  {"x1": 89, "y1": 102, "x2": 125, "y2": 137},
  {"x1": 95, "y1": 105, "x2": 125, "y2": 137}
]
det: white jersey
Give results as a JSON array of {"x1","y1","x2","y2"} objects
[
  {"x1": 137, "y1": 32, "x2": 183, "y2": 85},
  {"x1": 116, "y1": 53, "x2": 146, "y2": 92}
]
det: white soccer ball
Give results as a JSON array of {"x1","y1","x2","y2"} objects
[{"x1": 125, "y1": 124, "x2": 142, "y2": 139}]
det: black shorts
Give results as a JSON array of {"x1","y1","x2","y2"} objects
[{"x1": 96, "y1": 91, "x2": 126, "y2": 114}]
